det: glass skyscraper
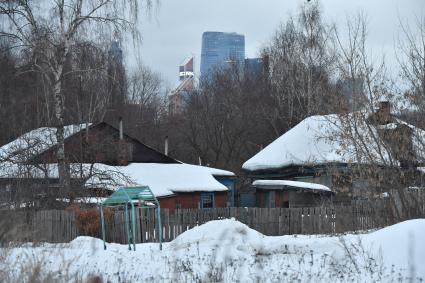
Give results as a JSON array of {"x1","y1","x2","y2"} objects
[{"x1": 200, "y1": 31, "x2": 245, "y2": 79}]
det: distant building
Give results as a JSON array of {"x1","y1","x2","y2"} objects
[
  {"x1": 200, "y1": 31, "x2": 245, "y2": 80},
  {"x1": 107, "y1": 40, "x2": 126, "y2": 112},
  {"x1": 109, "y1": 40, "x2": 123, "y2": 63},
  {"x1": 179, "y1": 56, "x2": 194, "y2": 81},
  {"x1": 169, "y1": 56, "x2": 196, "y2": 115}
]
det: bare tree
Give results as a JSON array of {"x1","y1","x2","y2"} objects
[
  {"x1": 332, "y1": 13, "x2": 397, "y2": 166},
  {"x1": 328, "y1": 13, "x2": 425, "y2": 218},
  {"x1": 128, "y1": 63, "x2": 162, "y2": 105},
  {"x1": 398, "y1": 15, "x2": 425, "y2": 129},
  {"x1": 0, "y1": 0, "x2": 157, "y2": 196},
  {"x1": 179, "y1": 62, "x2": 274, "y2": 173},
  {"x1": 261, "y1": 1, "x2": 338, "y2": 137}
]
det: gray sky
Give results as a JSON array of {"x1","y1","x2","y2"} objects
[{"x1": 128, "y1": 0, "x2": 425, "y2": 86}]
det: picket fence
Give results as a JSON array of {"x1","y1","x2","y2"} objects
[{"x1": 1, "y1": 197, "x2": 424, "y2": 244}]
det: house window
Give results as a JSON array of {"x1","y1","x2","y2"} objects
[{"x1": 201, "y1": 193, "x2": 215, "y2": 208}]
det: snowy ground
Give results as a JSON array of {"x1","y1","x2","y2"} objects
[{"x1": 1, "y1": 219, "x2": 424, "y2": 282}]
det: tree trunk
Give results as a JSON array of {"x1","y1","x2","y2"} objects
[{"x1": 53, "y1": 71, "x2": 71, "y2": 198}]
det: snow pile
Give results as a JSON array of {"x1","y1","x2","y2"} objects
[
  {"x1": 2, "y1": 218, "x2": 424, "y2": 282},
  {"x1": 253, "y1": 179, "x2": 332, "y2": 192}
]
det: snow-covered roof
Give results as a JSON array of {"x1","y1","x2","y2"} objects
[
  {"x1": 86, "y1": 163, "x2": 235, "y2": 198},
  {"x1": 85, "y1": 163, "x2": 234, "y2": 197},
  {"x1": 242, "y1": 113, "x2": 425, "y2": 172},
  {"x1": 0, "y1": 124, "x2": 89, "y2": 163},
  {"x1": 0, "y1": 161, "x2": 235, "y2": 198},
  {"x1": 243, "y1": 115, "x2": 352, "y2": 171},
  {"x1": 252, "y1": 180, "x2": 332, "y2": 192}
]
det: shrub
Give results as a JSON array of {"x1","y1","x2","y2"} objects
[{"x1": 66, "y1": 205, "x2": 113, "y2": 237}]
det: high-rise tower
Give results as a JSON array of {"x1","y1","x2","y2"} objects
[
  {"x1": 169, "y1": 56, "x2": 195, "y2": 115},
  {"x1": 200, "y1": 32, "x2": 245, "y2": 79}
]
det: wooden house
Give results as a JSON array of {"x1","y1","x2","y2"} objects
[
  {"x1": 242, "y1": 102, "x2": 425, "y2": 204},
  {"x1": 0, "y1": 121, "x2": 236, "y2": 209}
]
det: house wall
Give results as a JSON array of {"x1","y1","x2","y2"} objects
[
  {"x1": 215, "y1": 177, "x2": 236, "y2": 207},
  {"x1": 256, "y1": 189, "x2": 330, "y2": 208},
  {"x1": 158, "y1": 191, "x2": 227, "y2": 212},
  {"x1": 288, "y1": 191, "x2": 329, "y2": 208}
]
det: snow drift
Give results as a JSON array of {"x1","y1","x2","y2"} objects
[{"x1": 2, "y1": 218, "x2": 424, "y2": 282}]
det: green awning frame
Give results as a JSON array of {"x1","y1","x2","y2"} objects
[{"x1": 100, "y1": 186, "x2": 162, "y2": 251}]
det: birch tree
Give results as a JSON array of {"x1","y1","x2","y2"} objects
[
  {"x1": 261, "y1": 1, "x2": 338, "y2": 137},
  {"x1": 0, "y1": 0, "x2": 156, "y2": 195}
]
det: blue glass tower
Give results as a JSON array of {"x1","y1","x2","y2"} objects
[{"x1": 200, "y1": 31, "x2": 245, "y2": 79}]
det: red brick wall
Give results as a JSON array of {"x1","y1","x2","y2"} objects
[
  {"x1": 158, "y1": 196, "x2": 176, "y2": 210},
  {"x1": 158, "y1": 191, "x2": 228, "y2": 212},
  {"x1": 215, "y1": 192, "x2": 227, "y2": 207}
]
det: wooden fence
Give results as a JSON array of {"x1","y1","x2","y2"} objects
[{"x1": 0, "y1": 198, "x2": 424, "y2": 244}]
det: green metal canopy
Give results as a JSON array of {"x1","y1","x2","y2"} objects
[
  {"x1": 100, "y1": 186, "x2": 162, "y2": 251},
  {"x1": 103, "y1": 186, "x2": 158, "y2": 206}
]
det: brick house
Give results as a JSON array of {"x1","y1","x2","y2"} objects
[{"x1": 85, "y1": 163, "x2": 235, "y2": 211}]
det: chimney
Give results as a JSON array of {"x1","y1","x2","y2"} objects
[
  {"x1": 119, "y1": 117, "x2": 123, "y2": 140},
  {"x1": 379, "y1": 101, "x2": 390, "y2": 116},
  {"x1": 164, "y1": 136, "x2": 169, "y2": 156},
  {"x1": 377, "y1": 101, "x2": 391, "y2": 124}
]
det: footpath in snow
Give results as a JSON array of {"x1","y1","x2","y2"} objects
[{"x1": 2, "y1": 218, "x2": 425, "y2": 282}]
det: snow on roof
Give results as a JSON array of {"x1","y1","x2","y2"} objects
[
  {"x1": 0, "y1": 161, "x2": 235, "y2": 198},
  {"x1": 85, "y1": 163, "x2": 235, "y2": 198},
  {"x1": 243, "y1": 115, "x2": 353, "y2": 171},
  {"x1": 252, "y1": 180, "x2": 331, "y2": 192},
  {"x1": 242, "y1": 113, "x2": 425, "y2": 172},
  {"x1": 0, "y1": 123, "x2": 89, "y2": 163}
]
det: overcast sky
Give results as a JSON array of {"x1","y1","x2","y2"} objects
[{"x1": 128, "y1": 0, "x2": 425, "y2": 86}]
